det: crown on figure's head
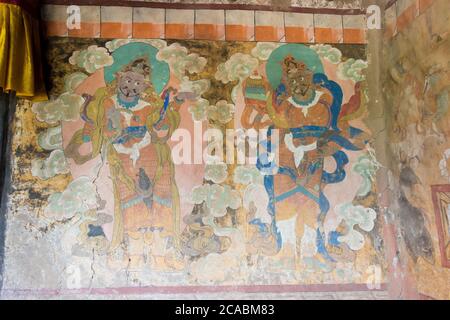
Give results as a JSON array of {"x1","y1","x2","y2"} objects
[
  {"x1": 282, "y1": 55, "x2": 308, "y2": 74},
  {"x1": 122, "y1": 57, "x2": 152, "y2": 80}
]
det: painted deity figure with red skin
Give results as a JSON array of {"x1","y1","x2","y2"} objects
[{"x1": 243, "y1": 49, "x2": 369, "y2": 265}]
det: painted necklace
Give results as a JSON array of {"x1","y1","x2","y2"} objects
[
  {"x1": 288, "y1": 90, "x2": 324, "y2": 117},
  {"x1": 117, "y1": 93, "x2": 140, "y2": 109},
  {"x1": 291, "y1": 90, "x2": 317, "y2": 106}
]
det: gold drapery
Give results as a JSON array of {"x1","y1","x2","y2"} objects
[{"x1": 0, "y1": 1, "x2": 47, "y2": 101}]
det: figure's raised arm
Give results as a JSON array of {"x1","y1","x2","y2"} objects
[
  {"x1": 65, "y1": 89, "x2": 110, "y2": 164},
  {"x1": 265, "y1": 91, "x2": 290, "y2": 129}
]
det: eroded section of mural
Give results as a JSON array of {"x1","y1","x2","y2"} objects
[
  {"x1": 382, "y1": 0, "x2": 450, "y2": 299},
  {"x1": 5, "y1": 38, "x2": 385, "y2": 289}
]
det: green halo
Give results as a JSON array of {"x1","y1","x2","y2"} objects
[
  {"x1": 103, "y1": 42, "x2": 170, "y2": 95},
  {"x1": 265, "y1": 44, "x2": 324, "y2": 90}
]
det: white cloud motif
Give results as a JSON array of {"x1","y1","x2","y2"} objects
[
  {"x1": 204, "y1": 163, "x2": 228, "y2": 184},
  {"x1": 338, "y1": 58, "x2": 368, "y2": 82},
  {"x1": 188, "y1": 99, "x2": 235, "y2": 124},
  {"x1": 38, "y1": 126, "x2": 63, "y2": 151},
  {"x1": 335, "y1": 203, "x2": 377, "y2": 251},
  {"x1": 157, "y1": 43, "x2": 207, "y2": 79},
  {"x1": 188, "y1": 98, "x2": 209, "y2": 122},
  {"x1": 32, "y1": 93, "x2": 84, "y2": 124},
  {"x1": 353, "y1": 153, "x2": 381, "y2": 197},
  {"x1": 45, "y1": 177, "x2": 99, "y2": 220},
  {"x1": 64, "y1": 72, "x2": 88, "y2": 92},
  {"x1": 215, "y1": 53, "x2": 259, "y2": 84},
  {"x1": 215, "y1": 53, "x2": 259, "y2": 103},
  {"x1": 31, "y1": 149, "x2": 69, "y2": 180},
  {"x1": 69, "y1": 45, "x2": 113, "y2": 73},
  {"x1": 233, "y1": 166, "x2": 263, "y2": 185},
  {"x1": 207, "y1": 100, "x2": 235, "y2": 124},
  {"x1": 179, "y1": 77, "x2": 210, "y2": 99},
  {"x1": 191, "y1": 184, "x2": 241, "y2": 217},
  {"x1": 251, "y1": 42, "x2": 281, "y2": 61},
  {"x1": 311, "y1": 44, "x2": 342, "y2": 64}
]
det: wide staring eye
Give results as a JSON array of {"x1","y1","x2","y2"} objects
[{"x1": 135, "y1": 82, "x2": 140, "y2": 86}]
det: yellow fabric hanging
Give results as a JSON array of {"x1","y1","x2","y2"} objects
[{"x1": 0, "y1": 2, "x2": 48, "y2": 101}]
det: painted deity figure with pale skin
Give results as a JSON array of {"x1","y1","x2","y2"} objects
[{"x1": 66, "y1": 58, "x2": 184, "y2": 270}]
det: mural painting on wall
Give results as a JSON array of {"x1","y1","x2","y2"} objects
[
  {"x1": 387, "y1": 53, "x2": 450, "y2": 267},
  {"x1": 24, "y1": 38, "x2": 385, "y2": 286},
  {"x1": 431, "y1": 185, "x2": 450, "y2": 268}
]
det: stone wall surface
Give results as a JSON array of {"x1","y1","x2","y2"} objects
[{"x1": 381, "y1": 0, "x2": 450, "y2": 300}]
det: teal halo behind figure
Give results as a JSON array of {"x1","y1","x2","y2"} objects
[
  {"x1": 266, "y1": 44, "x2": 325, "y2": 90},
  {"x1": 103, "y1": 42, "x2": 170, "y2": 95}
]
